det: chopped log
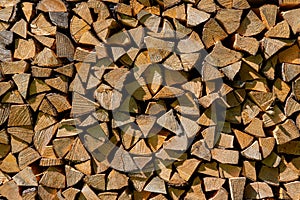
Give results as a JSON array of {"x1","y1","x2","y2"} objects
[
  {"x1": 98, "y1": 192, "x2": 118, "y2": 199},
  {"x1": 233, "y1": 34, "x2": 259, "y2": 55},
  {"x1": 273, "y1": 119, "x2": 300, "y2": 145},
  {"x1": 198, "y1": 162, "x2": 219, "y2": 177},
  {"x1": 1, "y1": 60, "x2": 29, "y2": 75},
  {"x1": 242, "y1": 54, "x2": 264, "y2": 72},
  {"x1": 259, "y1": 4, "x2": 278, "y2": 29},
  {"x1": 27, "y1": 93, "x2": 45, "y2": 112},
  {"x1": 258, "y1": 165, "x2": 279, "y2": 186},
  {"x1": 282, "y1": 8, "x2": 300, "y2": 34},
  {"x1": 49, "y1": 12, "x2": 68, "y2": 29},
  {"x1": 73, "y1": 2, "x2": 93, "y2": 25},
  {"x1": 40, "y1": 167, "x2": 66, "y2": 189},
  {"x1": 187, "y1": 4, "x2": 210, "y2": 27},
  {"x1": 162, "y1": 4, "x2": 186, "y2": 21},
  {"x1": 144, "y1": 176, "x2": 166, "y2": 194},
  {"x1": 31, "y1": 66, "x2": 53, "y2": 78},
  {"x1": 229, "y1": 177, "x2": 246, "y2": 200},
  {"x1": 14, "y1": 38, "x2": 35, "y2": 59},
  {"x1": 0, "y1": 129, "x2": 9, "y2": 145},
  {"x1": 176, "y1": 31, "x2": 204, "y2": 53},
  {"x1": 262, "y1": 38, "x2": 293, "y2": 59},
  {"x1": 71, "y1": 92, "x2": 99, "y2": 116},
  {"x1": 216, "y1": 0, "x2": 232, "y2": 8},
  {"x1": 75, "y1": 160, "x2": 92, "y2": 175},
  {"x1": 10, "y1": 19, "x2": 27, "y2": 38},
  {"x1": 83, "y1": 174, "x2": 106, "y2": 191},
  {"x1": 215, "y1": 9, "x2": 243, "y2": 34},
  {"x1": 62, "y1": 188, "x2": 80, "y2": 200},
  {"x1": 37, "y1": 185, "x2": 57, "y2": 200},
  {"x1": 284, "y1": 181, "x2": 300, "y2": 200},
  {"x1": 33, "y1": 35, "x2": 55, "y2": 48},
  {"x1": 244, "y1": 182, "x2": 274, "y2": 199},
  {"x1": 21, "y1": 187, "x2": 38, "y2": 199},
  {"x1": 2, "y1": 90, "x2": 24, "y2": 104},
  {"x1": 0, "y1": 81, "x2": 12, "y2": 97},
  {"x1": 248, "y1": 91, "x2": 274, "y2": 111},
  {"x1": 65, "y1": 165, "x2": 84, "y2": 187},
  {"x1": 244, "y1": 118, "x2": 265, "y2": 137},
  {"x1": 278, "y1": 140, "x2": 300, "y2": 155},
  {"x1": 0, "y1": 143, "x2": 10, "y2": 159},
  {"x1": 262, "y1": 105, "x2": 287, "y2": 127},
  {"x1": 259, "y1": 137, "x2": 275, "y2": 158},
  {"x1": 209, "y1": 188, "x2": 228, "y2": 200},
  {"x1": 272, "y1": 78, "x2": 290, "y2": 102},
  {"x1": 107, "y1": 170, "x2": 128, "y2": 190},
  {"x1": 56, "y1": 32, "x2": 75, "y2": 59},
  {"x1": 176, "y1": 159, "x2": 200, "y2": 181},
  {"x1": 0, "y1": 153, "x2": 20, "y2": 173},
  {"x1": 279, "y1": 44, "x2": 300, "y2": 64},
  {"x1": 262, "y1": 152, "x2": 281, "y2": 168},
  {"x1": 18, "y1": 147, "x2": 41, "y2": 170},
  {"x1": 241, "y1": 99, "x2": 261, "y2": 125},
  {"x1": 216, "y1": 133, "x2": 234, "y2": 148},
  {"x1": 34, "y1": 124, "x2": 57, "y2": 155},
  {"x1": 202, "y1": 18, "x2": 228, "y2": 49},
  {"x1": 32, "y1": 48, "x2": 61, "y2": 67},
  {"x1": 241, "y1": 140, "x2": 262, "y2": 160},
  {"x1": 34, "y1": 112, "x2": 57, "y2": 132},
  {"x1": 130, "y1": 139, "x2": 152, "y2": 156},
  {"x1": 70, "y1": 16, "x2": 91, "y2": 42},
  {"x1": 45, "y1": 76, "x2": 68, "y2": 94},
  {"x1": 53, "y1": 137, "x2": 74, "y2": 158},
  {"x1": 7, "y1": 126, "x2": 34, "y2": 144},
  {"x1": 31, "y1": 14, "x2": 56, "y2": 36},
  {"x1": 219, "y1": 164, "x2": 241, "y2": 178},
  {"x1": 237, "y1": 10, "x2": 266, "y2": 36},
  {"x1": 47, "y1": 94, "x2": 71, "y2": 112},
  {"x1": 265, "y1": 20, "x2": 290, "y2": 38},
  {"x1": 12, "y1": 73, "x2": 30, "y2": 99},
  {"x1": 282, "y1": 63, "x2": 300, "y2": 82},
  {"x1": 54, "y1": 63, "x2": 74, "y2": 77},
  {"x1": 65, "y1": 137, "x2": 90, "y2": 163},
  {"x1": 211, "y1": 148, "x2": 239, "y2": 164},
  {"x1": 8, "y1": 105, "x2": 32, "y2": 127},
  {"x1": 203, "y1": 177, "x2": 225, "y2": 192},
  {"x1": 205, "y1": 42, "x2": 243, "y2": 67},
  {"x1": 21, "y1": 2, "x2": 33, "y2": 22},
  {"x1": 0, "y1": 181, "x2": 22, "y2": 200},
  {"x1": 39, "y1": 158, "x2": 64, "y2": 167},
  {"x1": 95, "y1": 84, "x2": 122, "y2": 110},
  {"x1": 157, "y1": 109, "x2": 182, "y2": 135},
  {"x1": 197, "y1": 0, "x2": 216, "y2": 13},
  {"x1": 245, "y1": 79, "x2": 267, "y2": 91},
  {"x1": 242, "y1": 161, "x2": 256, "y2": 181},
  {"x1": 285, "y1": 95, "x2": 300, "y2": 116},
  {"x1": 12, "y1": 167, "x2": 38, "y2": 186},
  {"x1": 37, "y1": 0, "x2": 67, "y2": 12}
]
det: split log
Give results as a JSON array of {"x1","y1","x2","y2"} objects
[
  {"x1": 215, "y1": 9, "x2": 243, "y2": 34},
  {"x1": 228, "y1": 177, "x2": 246, "y2": 200},
  {"x1": 244, "y1": 182, "x2": 274, "y2": 199},
  {"x1": 39, "y1": 167, "x2": 66, "y2": 189},
  {"x1": 205, "y1": 42, "x2": 243, "y2": 67},
  {"x1": 237, "y1": 10, "x2": 266, "y2": 36}
]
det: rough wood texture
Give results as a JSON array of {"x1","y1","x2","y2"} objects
[{"x1": 0, "y1": 1, "x2": 298, "y2": 199}]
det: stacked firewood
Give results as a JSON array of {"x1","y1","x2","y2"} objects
[{"x1": 0, "y1": 0, "x2": 300, "y2": 199}]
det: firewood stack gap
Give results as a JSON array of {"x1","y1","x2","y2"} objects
[{"x1": 0, "y1": 0, "x2": 300, "y2": 199}]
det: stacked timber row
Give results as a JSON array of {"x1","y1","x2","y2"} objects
[{"x1": 0, "y1": 0, "x2": 300, "y2": 199}]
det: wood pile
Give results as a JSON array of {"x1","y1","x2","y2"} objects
[{"x1": 0, "y1": 0, "x2": 300, "y2": 199}]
